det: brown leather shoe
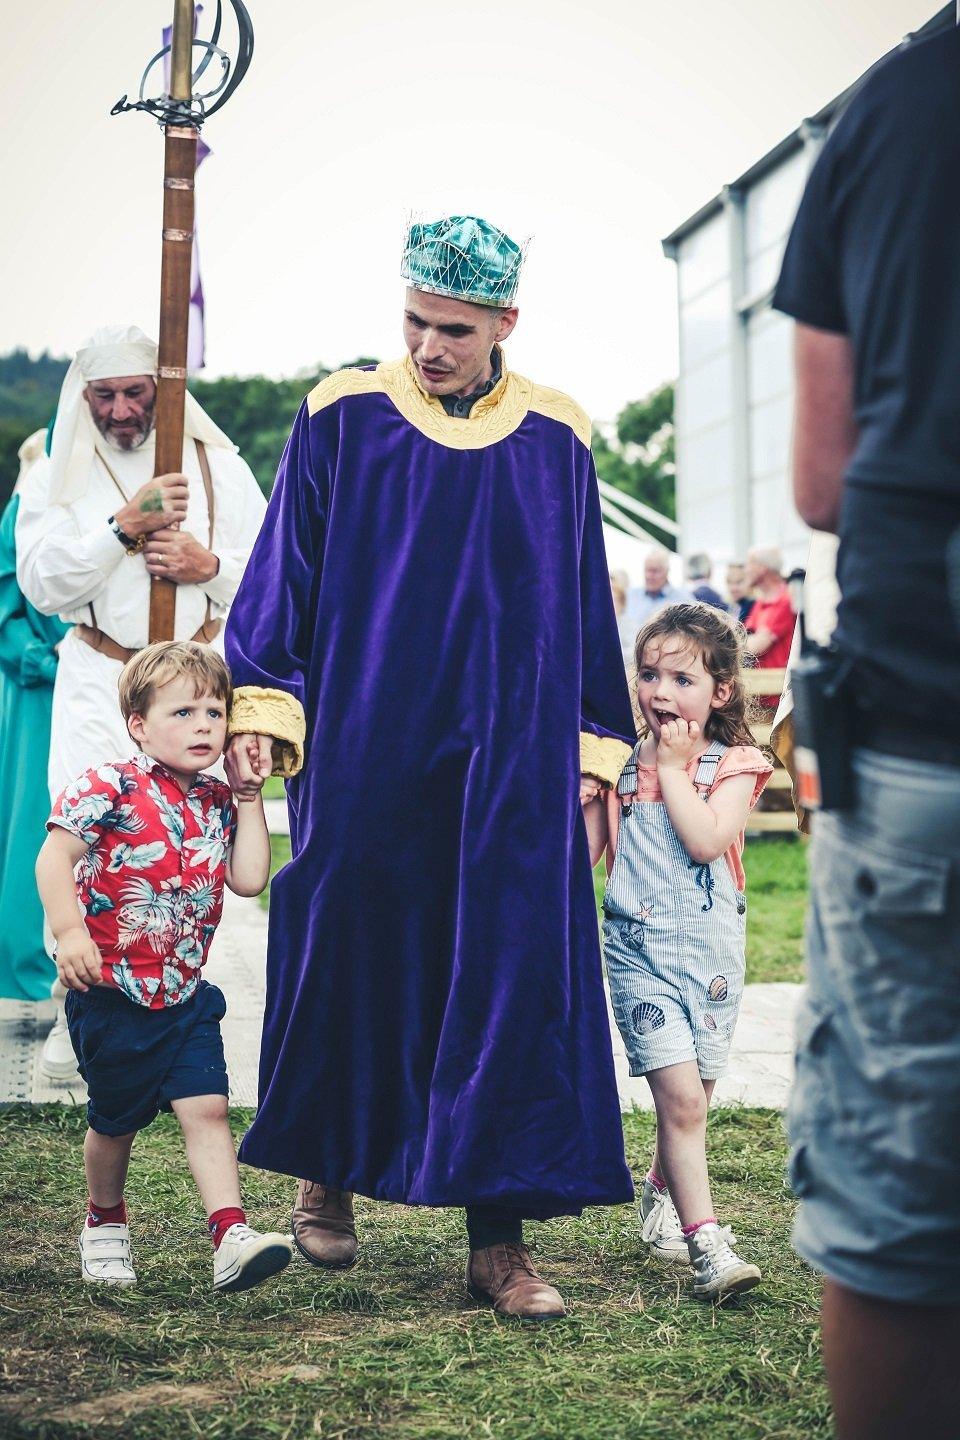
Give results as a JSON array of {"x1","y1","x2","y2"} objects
[
  {"x1": 291, "y1": 1181, "x2": 357, "y2": 1269},
  {"x1": 466, "y1": 1243, "x2": 566, "y2": 1320}
]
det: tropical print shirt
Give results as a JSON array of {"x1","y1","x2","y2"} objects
[{"x1": 48, "y1": 753, "x2": 236, "y2": 1009}]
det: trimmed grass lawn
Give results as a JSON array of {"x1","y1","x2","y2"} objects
[
  {"x1": 0, "y1": 1106, "x2": 826, "y2": 1440},
  {"x1": 741, "y1": 839, "x2": 808, "y2": 985},
  {"x1": 263, "y1": 836, "x2": 808, "y2": 986}
]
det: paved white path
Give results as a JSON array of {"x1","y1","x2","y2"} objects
[{"x1": 0, "y1": 876, "x2": 802, "y2": 1110}]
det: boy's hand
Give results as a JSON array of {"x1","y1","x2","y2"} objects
[
  {"x1": 656, "y1": 718, "x2": 701, "y2": 770},
  {"x1": 56, "y1": 927, "x2": 103, "y2": 992}
]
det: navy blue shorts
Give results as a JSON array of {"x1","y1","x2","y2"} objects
[{"x1": 65, "y1": 980, "x2": 229, "y2": 1137}]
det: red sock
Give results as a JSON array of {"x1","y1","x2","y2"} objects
[
  {"x1": 208, "y1": 1206, "x2": 246, "y2": 1250},
  {"x1": 646, "y1": 1168, "x2": 666, "y2": 1191},
  {"x1": 681, "y1": 1216, "x2": 717, "y2": 1237},
  {"x1": 87, "y1": 1198, "x2": 127, "y2": 1227}
]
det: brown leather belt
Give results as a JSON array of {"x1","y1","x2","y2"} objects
[{"x1": 74, "y1": 617, "x2": 223, "y2": 665}]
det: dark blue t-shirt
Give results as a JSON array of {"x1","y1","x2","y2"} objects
[
  {"x1": 774, "y1": 27, "x2": 960, "y2": 737},
  {"x1": 775, "y1": 27, "x2": 960, "y2": 498}
]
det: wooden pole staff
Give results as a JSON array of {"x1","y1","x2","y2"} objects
[{"x1": 150, "y1": 0, "x2": 198, "y2": 643}]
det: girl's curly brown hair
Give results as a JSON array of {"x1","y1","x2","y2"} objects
[{"x1": 632, "y1": 602, "x2": 758, "y2": 748}]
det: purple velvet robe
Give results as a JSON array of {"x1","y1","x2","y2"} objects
[{"x1": 226, "y1": 359, "x2": 636, "y2": 1216}]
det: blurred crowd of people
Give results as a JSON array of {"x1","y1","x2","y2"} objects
[{"x1": 609, "y1": 543, "x2": 794, "y2": 692}]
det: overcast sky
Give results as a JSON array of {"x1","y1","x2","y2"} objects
[{"x1": 1, "y1": 0, "x2": 939, "y2": 420}]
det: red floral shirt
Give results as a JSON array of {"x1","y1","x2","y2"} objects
[{"x1": 48, "y1": 753, "x2": 236, "y2": 1009}]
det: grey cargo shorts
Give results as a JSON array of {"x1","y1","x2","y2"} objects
[{"x1": 789, "y1": 749, "x2": 960, "y2": 1304}]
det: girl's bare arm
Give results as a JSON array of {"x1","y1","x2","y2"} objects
[
  {"x1": 583, "y1": 795, "x2": 609, "y2": 868},
  {"x1": 657, "y1": 768, "x2": 756, "y2": 864}
]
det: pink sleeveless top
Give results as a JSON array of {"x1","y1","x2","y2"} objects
[{"x1": 605, "y1": 744, "x2": 774, "y2": 890}]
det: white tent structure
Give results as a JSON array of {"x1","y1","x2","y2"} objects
[
  {"x1": 600, "y1": 483, "x2": 685, "y2": 588},
  {"x1": 660, "y1": 4, "x2": 954, "y2": 573}
]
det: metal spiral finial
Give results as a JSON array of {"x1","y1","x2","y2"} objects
[{"x1": 111, "y1": 0, "x2": 254, "y2": 129}]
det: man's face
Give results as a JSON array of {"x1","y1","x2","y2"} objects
[
  {"x1": 84, "y1": 375, "x2": 157, "y2": 450},
  {"x1": 744, "y1": 554, "x2": 764, "y2": 588},
  {"x1": 726, "y1": 567, "x2": 747, "y2": 601},
  {"x1": 402, "y1": 288, "x2": 518, "y2": 398},
  {"x1": 644, "y1": 558, "x2": 669, "y2": 593}
]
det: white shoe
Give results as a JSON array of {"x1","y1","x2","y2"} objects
[
  {"x1": 40, "y1": 1008, "x2": 80, "y2": 1081},
  {"x1": 79, "y1": 1222, "x2": 137, "y2": 1286},
  {"x1": 213, "y1": 1224, "x2": 293, "y2": 1292},
  {"x1": 687, "y1": 1223, "x2": 761, "y2": 1300},
  {"x1": 639, "y1": 1178, "x2": 690, "y2": 1265}
]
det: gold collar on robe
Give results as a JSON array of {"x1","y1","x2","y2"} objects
[{"x1": 307, "y1": 348, "x2": 592, "y2": 451}]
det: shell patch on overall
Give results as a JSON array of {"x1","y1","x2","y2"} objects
[
  {"x1": 708, "y1": 975, "x2": 729, "y2": 1003},
  {"x1": 632, "y1": 1002, "x2": 666, "y2": 1035}
]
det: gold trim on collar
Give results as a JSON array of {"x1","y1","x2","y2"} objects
[
  {"x1": 377, "y1": 353, "x2": 533, "y2": 451},
  {"x1": 307, "y1": 367, "x2": 383, "y2": 415},
  {"x1": 528, "y1": 385, "x2": 591, "y2": 449},
  {"x1": 305, "y1": 352, "x2": 592, "y2": 451}
]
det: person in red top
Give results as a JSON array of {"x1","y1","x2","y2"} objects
[
  {"x1": 743, "y1": 546, "x2": 794, "y2": 705},
  {"x1": 35, "y1": 641, "x2": 292, "y2": 1294}
]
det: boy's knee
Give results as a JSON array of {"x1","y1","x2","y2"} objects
[
  {"x1": 86, "y1": 1126, "x2": 137, "y2": 1146},
  {"x1": 174, "y1": 1093, "x2": 229, "y2": 1128}
]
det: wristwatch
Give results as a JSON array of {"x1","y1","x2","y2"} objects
[{"x1": 107, "y1": 515, "x2": 146, "y2": 555}]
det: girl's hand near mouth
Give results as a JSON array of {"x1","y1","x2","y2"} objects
[{"x1": 656, "y1": 717, "x2": 702, "y2": 770}]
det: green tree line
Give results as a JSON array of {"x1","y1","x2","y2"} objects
[
  {"x1": 591, "y1": 380, "x2": 676, "y2": 549},
  {"x1": 0, "y1": 351, "x2": 675, "y2": 531}
]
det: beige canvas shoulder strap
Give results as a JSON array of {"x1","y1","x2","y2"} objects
[
  {"x1": 90, "y1": 441, "x2": 219, "y2": 643},
  {"x1": 195, "y1": 440, "x2": 215, "y2": 548},
  {"x1": 194, "y1": 440, "x2": 215, "y2": 633}
]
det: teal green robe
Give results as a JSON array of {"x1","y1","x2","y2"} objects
[{"x1": 0, "y1": 494, "x2": 68, "y2": 1000}]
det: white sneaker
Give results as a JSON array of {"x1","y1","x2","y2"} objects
[
  {"x1": 79, "y1": 1222, "x2": 137, "y2": 1286},
  {"x1": 213, "y1": 1224, "x2": 293, "y2": 1292},
  {"x1": 687, "y1": 1222, "x2": 761, "y2": 1300},
  {"x1": 40, "y1": 1008, "x2": 80, "y2": 1081},
  {"x1": 639, "y1": 1179, "x2": 690, "y2": 1265}
]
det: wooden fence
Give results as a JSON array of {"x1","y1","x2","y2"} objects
[{"x1": 742, "y1": 667, "x2": 797, "y2": 834}]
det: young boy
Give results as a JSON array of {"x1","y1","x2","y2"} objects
[{"x1": 35, "y1": 640, "x2": 292, "y2": 1292}]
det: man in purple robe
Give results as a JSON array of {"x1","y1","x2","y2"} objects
[{"x1": 224, "y1": 216, "x2": 635, "y2": 1318}]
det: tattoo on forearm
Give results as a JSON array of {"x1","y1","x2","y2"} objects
[{"x1": 140, "y1": 489, "x2": 164, "y2": 514}]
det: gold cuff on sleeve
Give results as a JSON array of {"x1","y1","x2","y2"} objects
[
  {"x1": 228, "y1": 686, "x2": 306, "y2": 778},
  {"x1": 579, "y1": 732, "x2": 633, "y2": 787}
]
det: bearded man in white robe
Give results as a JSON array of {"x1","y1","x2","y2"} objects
[{"x1": 16, "y1": 323, "x2": 266, "y2": 1078}]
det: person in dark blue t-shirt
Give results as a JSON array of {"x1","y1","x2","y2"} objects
[
  {"x1": 774, "y1": 24, "x2": 960, "y2": 1440},
  {"x1": 685, "y1": 553, "x2": 726, "y2": 610}
]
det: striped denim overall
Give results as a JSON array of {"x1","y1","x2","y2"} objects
[{"x1": 602, "y1": 741, "x2": 747, "y2": 1080}]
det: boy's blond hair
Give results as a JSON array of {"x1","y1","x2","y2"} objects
[{"x1": 118, "y1": 641, "x2": 232, "y2": 724}]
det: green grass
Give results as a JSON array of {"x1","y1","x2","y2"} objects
[
  {"x1": 0, "y1": 1107, "x2": 827, "y2": 1440},
  {"x1": 742, "y1": 840, "x2": 808, "y2": 985},
  {"x1": 260, "y1": 833, "x2": 292, "y2": 910},
  {"x1": 265, "y1": 836, "x2": 808, "y2": 985}
]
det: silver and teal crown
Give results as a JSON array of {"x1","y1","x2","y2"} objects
[{"x1": 401, "y1": 214, "x2": 526, "y2": 307}]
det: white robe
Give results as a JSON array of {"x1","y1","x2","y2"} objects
[{"x1": 15, "y1": 433, "x2": 267, "y2": 800}]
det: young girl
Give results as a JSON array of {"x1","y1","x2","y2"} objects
[{"x1": 585, "y1": 602, "x2": 773, "y2": 1301}]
